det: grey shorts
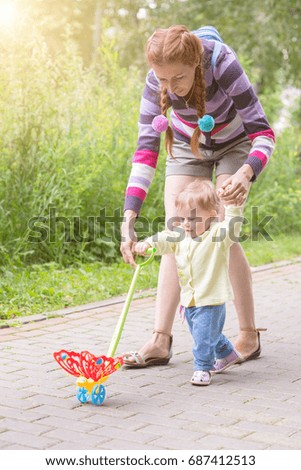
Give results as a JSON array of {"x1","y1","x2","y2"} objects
[{"x1": 166, "y1": 136, "x2": 251, "y2": 178}]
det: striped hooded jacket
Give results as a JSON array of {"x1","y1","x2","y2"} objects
[{"x1": 124, "y1": 39, "x2": 275, "y2": 214}]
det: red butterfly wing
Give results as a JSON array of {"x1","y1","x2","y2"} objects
[
  {"x1": 54, "y1": 350, "x2": 124, "y2": 380},
  {"x1": 53, "y1": 350, "x2": 83, "y2": 377}
]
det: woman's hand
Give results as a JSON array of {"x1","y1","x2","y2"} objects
[
  {"x1": 120, "y1": 210, "x2": 138, "y2": 267},
  {"x1": 217, "y1": 164, "x2": 254, "y2": 205}
]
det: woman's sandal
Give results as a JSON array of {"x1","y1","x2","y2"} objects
[
  {"x1": 237, "y1": 327, "x2": 267, "y2": 362},
  {"x1": 122, "y1": 330, "x2": 173, "y2": 369}
]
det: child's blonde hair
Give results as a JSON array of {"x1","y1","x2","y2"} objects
[
  {"x1": 175, "y1": 180, "x2": 220, "y2": 213},
  {"x1": 146, "y1": 25, "x2": 206, "y2": 159}
]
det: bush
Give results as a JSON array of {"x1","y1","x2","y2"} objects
[
  {"x1": 244, "y1": 128, "x2": 301, "y2": 240},
  {"x1": 0, "y1": 30, "x2": 143, "y2": 266}
]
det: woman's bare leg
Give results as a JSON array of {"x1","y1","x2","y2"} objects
[
  {"x1": 216, "y1": 174, "x2": 259, "y2": 358},
  {"x1": 132, "y1": 253, "x2": 180, "y2": 361},
  {"x1": 124, "y1": 175, "x2": 209, "y2": 363},
  {"x1": 229, "y1": 243, "x2": 259, "y2": 357}
]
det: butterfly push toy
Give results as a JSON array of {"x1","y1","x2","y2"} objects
[{"x1": 53, "y1": 248, "x2": 156, "y2": 406}]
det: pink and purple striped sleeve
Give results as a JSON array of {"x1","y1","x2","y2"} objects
[
  {"x1": 246, "y1": 128, "x2": 275, "y2": 180},
  {"x1": 214, "y1": 46, "x2": 276, "y2": 180},
  {"x1": 124, "y1": 70, "x2": 162, "y2": 214}
]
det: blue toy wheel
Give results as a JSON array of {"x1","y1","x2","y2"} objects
[
  {"x1": 91, "y1": 384, "x2": 106, "y2": 405},
  {"x1": 76, "y1": 386, "x2": 90, "y2": 404}
]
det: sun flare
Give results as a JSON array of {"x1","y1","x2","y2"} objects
[{"x1": 0, "y1": 2, "x2": 18, "y2": 28}]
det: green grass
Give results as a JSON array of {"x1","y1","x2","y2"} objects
[
  {"x1": 242, "y1": 233, "x2": 301, "y2": 266},
  {"x1": 0, "y1": 259, "x2": 161, "y2": 324},
  {"x1": 1, "y1": 233, "x2": 300, "y2": 325}
]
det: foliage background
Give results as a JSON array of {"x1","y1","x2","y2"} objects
[{"x1": 0, "y1": 0, "x2": 300, "y2": 321}]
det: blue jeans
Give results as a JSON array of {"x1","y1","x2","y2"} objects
[{"x1": 185, "y1": 304, "x2": 234, "y2": 371}]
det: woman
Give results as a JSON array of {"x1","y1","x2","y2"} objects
[{"x1": 120, "y1": 25, "x2": 275, "y2": 367}]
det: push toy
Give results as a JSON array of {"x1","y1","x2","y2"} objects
[{"x1": 53, "y1": 248, "x2": 156, "y2": 406}]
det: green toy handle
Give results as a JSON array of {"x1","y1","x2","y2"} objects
[
  {"x1": 136, "y1": 246, "x2": 156, "y2": 266},
  {"x1": 106, "y1": 247, "x2": 156, "y2": 358}
]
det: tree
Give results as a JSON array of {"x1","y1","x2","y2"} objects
[{"x1": 8, "y1": 0, "x2": 301, "y2": 88}]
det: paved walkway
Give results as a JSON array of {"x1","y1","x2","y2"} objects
[{"x1": 0, "y1": 260, "x2": 301, "y2": 451}]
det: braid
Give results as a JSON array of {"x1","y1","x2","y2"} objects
[
  {"x1": 161, "y1": 87, "x2": 174, "y2": 157},
  {"x1": 146, "y1": 25, "x2": 207, "y2": 159},
  {"x1": 191, "y1": 62, "x2": 206, "y2": 159}
]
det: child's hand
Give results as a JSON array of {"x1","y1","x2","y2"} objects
[
  {"x1": 134, "y1": 241, "x2": 151, "y2": 256},
  {"x1": 217, "y1": 184, "x2": 244, "y2": 206},
  {"x1": 217, "y1": 184, "x2": 232, "y2": 198}
]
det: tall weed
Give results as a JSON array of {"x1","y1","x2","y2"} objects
[
  {"x1": 245, "y1": 128, "x2": 301, "y2": 239},
  {"x1": 0, "y1": 30, "x2": 143, "y2": 265}
]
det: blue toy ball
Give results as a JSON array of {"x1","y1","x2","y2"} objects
[{"x1": 198, "y1": 115, "x2": 215, "y2": 132}]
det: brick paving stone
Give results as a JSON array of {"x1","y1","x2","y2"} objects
[
  {"x1": 20, "y1": 404, "x2": 95, "y2": 421},
  {"x1": 0, "y1": 418, "x2": 53, "y2": 435},
  {"x1": 0, "y1": 261, "x2": 300, "y2": 450},
  {"x1": 0, "y1": 430, "x2": 61, "y2": 449},
  {"x1": 48, "y1": 441, "x2": 98, "y2": 450},
  {"x1": 86, "y1": 426, "x2": 159, "y2": 446},
  {"x1": 101, "y1": 439, "x2": 159, "y2": 450},
  {"x1": 266, "y1": 443, "x2": 299, "y2": 450},
  {"x1": 123, "y1": 413, "x2": 191, "y2": 431},
  {"x1": 35, "y1": 416, "x2": 99, "y2": 434},
  {"x1": 141, "y1": 424, "x2": 206, "y2": 442},
  {"x1": 1, "y1": 443, "x2": 34, "y2": 449},
  {"x1": 232, "y1": 420, "x2": 299, "y2": 437},
  {"x1": 196, "y1": 434, "x2": 268, "y2": 450},
  {"x1": 0, "y1": 439, "x2": 14, "y2": 449},
  {"x1": 245, "y1": 431, "x2": 301, "y2": 449},
  {"x1": 0, "y1": 405, "x2": 48, "y2": 422},
  {"x1": 214, "y1": 408, "x2": 282, "y2": 425},
  {"x1": 84, "y1": 413, "x2": 143, "y2": 431},
  {"x1": 43, "y1": 428, "x2": 109, "y2": 447},
  {"x1": 146, "y1": 436, "x2": 209, "y2": 450}
]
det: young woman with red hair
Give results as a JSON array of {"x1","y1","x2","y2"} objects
[{"x1": 120, "y1": 25, "x2": 275, "y2": 368}]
